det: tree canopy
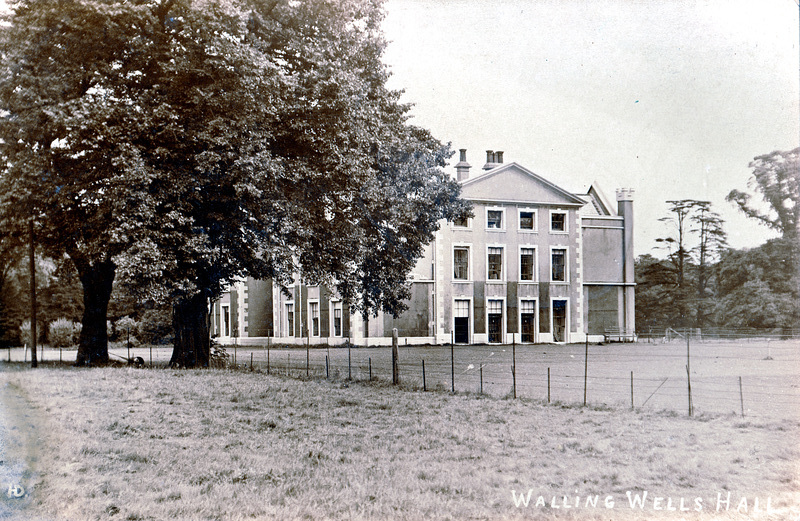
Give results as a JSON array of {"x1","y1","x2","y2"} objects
[
  {"x1": 0, "y1": 0, "x2": 470, "y2": 366},
  {"x1": 727, "y1": 147, "x2": 799, "y2": 241}
]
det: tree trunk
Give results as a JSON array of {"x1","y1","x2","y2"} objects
[
  {"x1": 74, "y1": 258, "x2": 116, "y2": 366},
  {"x1": 170, "y1": 292, "x2": 211, "y2": 368}
]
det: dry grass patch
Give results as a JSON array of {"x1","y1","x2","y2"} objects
[{"x1": 2, "y1": 366, "x2": 798, "y2": 520}]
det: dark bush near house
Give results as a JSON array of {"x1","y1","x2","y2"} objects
[{"x1": 137, "y1": 308, "x2": 174, "y2": 345}]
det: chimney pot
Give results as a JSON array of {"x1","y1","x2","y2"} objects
[
  {"x1": 459, "y1": 149, "x2": 467, "y2": 162},
  {"x1": 496, "y1": 151, "x2": 504, "y2": 163}
]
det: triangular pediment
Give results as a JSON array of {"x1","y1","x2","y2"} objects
[{"x1": 460, "y1": 163, "x2": 586, "y2": 206}]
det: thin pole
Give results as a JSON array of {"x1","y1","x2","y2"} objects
[
  {"x1": 348, "y1": 342, "x2": 352, "y2": 380},
  {"x1": 686, "y1": 365, "x2": 693, "y2": 417},
  {"x1": 267, "y1": 346, "x2": 270, "y2": 375},
  {"x1": 369, "y1": 357, "x2": 372, "y2": 381},
  {"x1": 250, "y1": 352, "x2": 253, "y2": 370},
  {"x1": 392, "y1": 328, "x2": 399, "y2": 384},
  {"x1": 512, "y1": 334, "x2": 516, "y2": 399},
  {"x1": 29, "y1": 219, "x2": 37, "y2": 368},
  {"x1": 547, "y1": 367, "x2": 551, "y2": 403},
  {"x1": 631, "y1": 371, "x2": 634, "y2": 409},
  {"x1": 422, "y1": 359, "x2": 426, "y2": 391},
  {"x1": 739, "y1": 376, "x2": 744, "y2": 417},
  {"x1": 325, "y1": 355, "x2": 329, "y2": 379},
  {"x1": 583, "y1": 336, "x2": 588, "y2": 406},
  {"x1": 450, "y1": 331, "x2": 455, "y2": 393},
  {"x1": 480, "y1": 365, "x2": 483, "y2": 395},
  {"x1": 306, "y1": 344, "x2": 309, "y2": 377}
]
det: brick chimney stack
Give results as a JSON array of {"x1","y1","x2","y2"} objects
[
  {"x1": 455, "y1": 149, "x2": 471, "y2": 182},
  {"x1": 483, "y1": 150, "x2": 504, "y2": 171}
]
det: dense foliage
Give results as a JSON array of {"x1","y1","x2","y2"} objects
[
  {"x1": 0, "y1": 0, "x2": 470, "y2": 366},
  {"x1": 638, "y1": 148, "x2": 799, "y2": 333}
]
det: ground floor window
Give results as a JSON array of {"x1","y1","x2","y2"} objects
[
  {"x1": 286, "y1": 303, "x2": 294, "y2": 337},
  {"x1": 553, "y1": 300, "x2": 567, "y2": 342},
  {"x1": 454, "y1": 299, "x2": 470, "y2": 344},
  {"x1": 487, "y1": 299, "x2": 503, "y2": 343},
  {"x1": 221, "y1": 304, "x2": 231, "y2": 337},
  {"x1": 520, "y1": 299, "x2": 536, "y2": 343},
  {"x1": 310, "y1": 301, "x2": 320, "y2": 337},
  {"x1": 332, "y1": 301, "x2": 343, "y2": 337}
]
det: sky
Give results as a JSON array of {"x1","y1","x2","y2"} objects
[{"x1": 381, "y1": 0, "x2": 800, "y2": 256}]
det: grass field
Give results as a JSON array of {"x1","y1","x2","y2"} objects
[
  {"x1": 9, "y1": 338, "x2": 797, "y2": 420},
  {"x1": 1, "y1": 363, "x2": 799, "y2": 520}
]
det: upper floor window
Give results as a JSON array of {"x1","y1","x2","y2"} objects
[
  {"x1": 551, "y1": 248, "x2": 567, "y2": 282},
  {"x1": 453, "y1": 246, "x2": 470, "y2": 280},
  {"x1": 310, "y1": 301, "x2": 320, "y2": 337},
  {"x1": 520, "y1": 248, "x2": 536, "y2": 281},
  {"x1": 487, "y1": 247, "x2": 503, "y2": 280},
  {"x1": 519, "y1": 210, "x2": 536, "y2": 231},
  {"x1": 452, "y1": 215, "x2": 470, "y2": 228},
  {"x1": 550, "y1": 211, "x2": 567, "y2": 233},
  {"x1": 486, "y1": 209, "x2": 503, "y2": 230}
]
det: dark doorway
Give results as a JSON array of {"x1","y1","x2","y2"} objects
[
  {"x1": 552, "y1": 300, "x2": 567, "y2": 343},
  {"x1": 454, "y1": 299, "x2": 470, "y2": 344},
  {"x1": 520, "y1": 300, "x2": 536, "y2": 343},
  {"x1": 487, "y1": 299, "x2": 503, "y2": 343}
]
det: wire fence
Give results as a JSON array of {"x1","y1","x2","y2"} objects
[
  {"x1": 215, "y1": 337, "x2": 800, "y2": 421},
  {"x1": 5, "y1": 336, "x2": 799, "y2": 422}
]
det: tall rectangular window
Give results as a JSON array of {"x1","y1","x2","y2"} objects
[
  {"x1": 487, "y1": 210, "x2": 503, "y2": 229},
  {"x1": 552, "y1": 248, "x2": 567, "y2": 282},
  {"x1": 521, "y1": 300, "x2": 536, "y2": 343},
  {"x1": 222, "y1": 305, "x2": 231, "y2": 337},
  {"x1": 520, "y1": 248, "x2": 535, "y2": 281},
  {"x1": 487, "y1": 299, "x2": 503, "y2": 343},
  {"x1": 286, "y1": 303, "x2": 294, "y2": 337},
  {"x1": 310, "y1": 302, "x2": 320, "y2": 337},
  {"x1": 453, "y1": 246, "x2": 469, "y2": 280},
  {"x1": 519, "y1": 210, "x2": 535, "y2": 230},
  {"x1": 551, "y1": 211, "x2": 567, "y2": 232},
  {"x1": 453, "y1": 299, "x2": 470, "y2": 344},
  {"x1": 332, "y1": 301, "x2": 342, "y2": 337},
  {"x1": 487, "y1": 247, "x2": 503, "y2": 280}
]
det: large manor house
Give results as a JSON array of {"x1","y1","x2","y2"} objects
[{"x1": 213, "y1": 150, "x2": 635, "y2": 345}]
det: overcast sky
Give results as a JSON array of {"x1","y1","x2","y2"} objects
[{"x1": 382, "y1": 0, "x2": 800, "y2": 256}]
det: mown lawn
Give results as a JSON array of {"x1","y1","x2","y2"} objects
[{"x1": 3, "y1": 365, "x2": 799, "y2": 520}]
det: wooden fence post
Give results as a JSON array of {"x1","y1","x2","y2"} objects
[
  {"x1": 512, "y1": 334, "x2": 516, "y2": 399},
  {"x1": 392, "y1": 328, "x2": 399, "y2": 385},
  {"x1": 631, "y1": 371, "x2": 634, "y2": 409},
  {"x1": 450, "y1": 331, "x2": 455, "y2": 393},
  {"x1": 739, "y1": 376, "x2": 744, "y2": 417},
  {"x1": 422, "y1": 359, "x2": 426, "y2": 391},
  {"x1": 547, "y1": 367, "x2": 551, "y2": 403},
  {"x1": 583, "y1": 336, "x2": 588, "y2": 406}
]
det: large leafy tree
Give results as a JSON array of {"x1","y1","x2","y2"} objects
[
  {"x1": 725, "y1": 148, "x2": 799, "y2": 331},
  {"x1": 727, "y1": 148, "x2": 799, "y2": 241},
  {"x1": 0, "y1": 0, "x2": 469, "y2": 366},
  {"x1": 715, "y1": 239, "x2": 799, "y2": 331}
]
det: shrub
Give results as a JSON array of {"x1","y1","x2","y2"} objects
[
  {"x1": 137, "y1": 308, "x2": 173, "y2": 345},
  {"x1": 48, "y1": 318, "x2": 79, "y2": 348},
  {"x1": 115, "y1": 316, "x2": 137, "y2": 341},
  {"x1": 18, "y1": 319, "x2": 43, "y2": 347}
]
